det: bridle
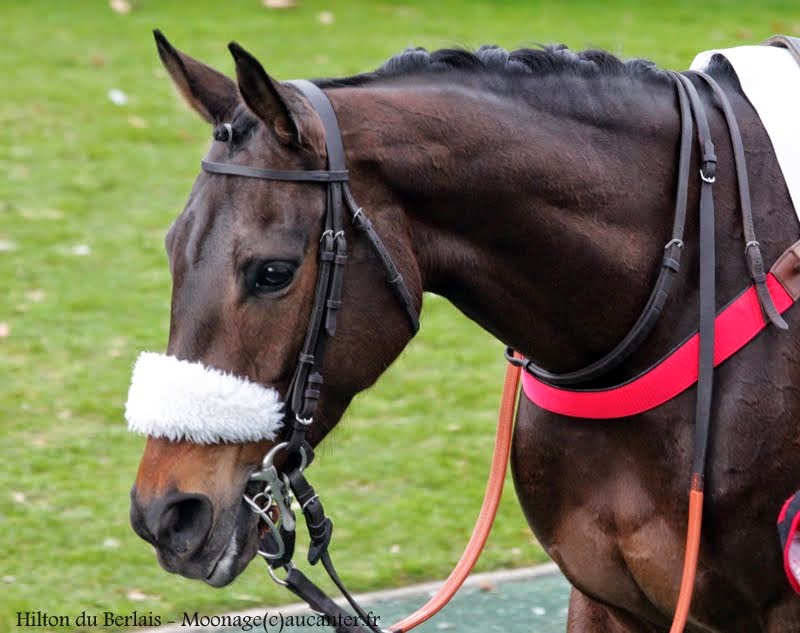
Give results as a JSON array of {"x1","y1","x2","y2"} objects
[{"x1": 201, "y1": 80, "x2": 419, "y2": 633}]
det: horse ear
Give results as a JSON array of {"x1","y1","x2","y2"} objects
[
  {"x1": 153, "y1": 30, "x2": 238, "y2": 124},
  {"x1": 228, "y1": 42, "x2": 305, "y2": 146}
]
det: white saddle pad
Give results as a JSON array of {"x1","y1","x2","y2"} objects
[{"x1": 691, "y1": 45, "x2": 800, "y2": 224}]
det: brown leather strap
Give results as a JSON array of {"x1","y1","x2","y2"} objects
[
  {"x1": 202, "y1": 80, "x2": 420, "y2": 428},
  {"x1": 284, "y1": 565, "x2": 372, "y2": 633},
  {"x1": 763, "y1": 34, "x2": 800, "y2": 64},
  {"x1": 670, "y1": 71, "x2": 717, "y2": 478},
  {"x1": 342, "y1": 186, "x2": 420, "y2": 333},
  {"x1": 513, "y1": 71, "x2": 694, "y2": 386},
  {"x1": 284, "y1": 80, "x2": 348, "y2": 421},
  {"x1": 692, "y1": 71, "x2": 787, "y2": 329},
  {"x1": 660, "y1": 70, "x2": 716, "y2": 633},
  {"x1": 771, "y1": 239, "x2": 800, "y2": 300},
  {"x1": 201, "y1": 159, "x2": 348, "y2": 182}
]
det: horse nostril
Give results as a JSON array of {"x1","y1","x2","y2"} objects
[
  {"x1": 152, "y1": 493, "x2": 213, "y2": 558},
  {"x1": 130, "y1": 487, "x2": 156, "y2": 545}
]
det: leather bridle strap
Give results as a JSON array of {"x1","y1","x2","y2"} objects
[
  {"x1": 284, "y1": 565, "x2": 372, "y2": 633},
  {"x1": 282, "y1": 79, "x2": 348, "y2": 432},
  {"x1": 509, "y1": 71, "x2": 694, "y2": 386},
  {"x1": 200, "y1": 159, "x2": 349, "y2": 182}
]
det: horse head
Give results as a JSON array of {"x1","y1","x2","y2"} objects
[{"x1": 127, "y1": 32, "x2": 420, "y2": 586}]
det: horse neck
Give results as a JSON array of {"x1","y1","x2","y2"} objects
[{"x1": 331, "y1": 76, "x2": 710, "y2": 373}]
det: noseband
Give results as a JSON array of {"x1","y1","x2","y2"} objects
[{"x1": 201, "y1": 80, "x2": 419, "y2": 633}]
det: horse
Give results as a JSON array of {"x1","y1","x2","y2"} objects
[{"x1": 127, "y1": 32, "x2": 800, "y2": 632}]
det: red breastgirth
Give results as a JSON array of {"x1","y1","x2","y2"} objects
[{"x1": 521, "y1": 273, "x2": 794, "y2": 419}]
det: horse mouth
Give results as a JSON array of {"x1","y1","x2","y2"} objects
[{"x1": 203, "y1": 489, "x2": 262, "y2": 587}]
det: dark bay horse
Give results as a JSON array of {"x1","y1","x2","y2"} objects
[{"x1": 128, "y1": 33, "x2": 800, "y2": 631}]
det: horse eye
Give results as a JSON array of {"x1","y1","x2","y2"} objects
[{"x1": 249, "y1": 261, "x2": 296, "y2": 293}]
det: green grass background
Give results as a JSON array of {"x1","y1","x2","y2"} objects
[{"x1": 1, "y1": 0, "x2": 798, "y2": 630}]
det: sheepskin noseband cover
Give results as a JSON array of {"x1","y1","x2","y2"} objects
[{"x1": 125, "y1": 352, "x2": 284, "y2": 444}]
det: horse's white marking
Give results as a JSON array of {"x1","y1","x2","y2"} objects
[
  {"x1": 124, "y1": 352, "x2": 284, "y2": 444},
  {"x1": 207, "y1": 529, "x2": 240, "y2": 584},
  {"x1": 691, "y1": 45, "x2": 800, "y2": 223}
]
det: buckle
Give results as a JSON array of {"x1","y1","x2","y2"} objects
[
  {"x1": 664, "y1": 238, "x2": 684, "y2": 251},
  {"x1": 699, "y1": 167, "x2": 716, "y2": 184}
]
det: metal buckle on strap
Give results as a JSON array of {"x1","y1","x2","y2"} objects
[
  {"x1": 699, "y1": 167, "x2": 716, "y2": 184},
  {"x1": 664, "y1": 238, "x2": 684, "y2": 251},
  {"x1": 245, "y1": 442, "x2": 311, "y2": 563},
  {"x1": 745, "y1": 240, "x2": 760, "y2": 254},
  {"x1": 295, "y1": 414, "x2": 313, "y2": 426}
]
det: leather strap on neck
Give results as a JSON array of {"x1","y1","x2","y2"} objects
[{"x1": 512, "y1": 70, "x2": 695, "y2": 386}]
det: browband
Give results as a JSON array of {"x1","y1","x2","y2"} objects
[{"x1": 201, "y1": 159, "x2": 349, "y2": 182}]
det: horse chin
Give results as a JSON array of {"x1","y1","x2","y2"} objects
[{"x1": 203, "y1": 498, "x2": 260, "y2": 587}]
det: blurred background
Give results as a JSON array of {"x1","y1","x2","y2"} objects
[{"x1": 1, "y1": 0, "x2": 799, "y2": 629}]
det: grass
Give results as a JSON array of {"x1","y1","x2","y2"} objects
[{"x1": 1, "y1": 0, "x2": 799, "y2": 630}]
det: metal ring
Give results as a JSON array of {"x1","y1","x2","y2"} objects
[
  {"x1": 319, "y1": 229, "x2": 334, "y2": 243},
  {"x1": 295, "y1": 414, "x2": 313, "y2": 426},
  {"x1": 333, "y1": 230, "x2": 345, "y2": 239},
  {"x1": 744, "y1": 240, "x2": 760, "y2": 253},
  {"x1": 664, "y1": 238, "x2": 684, "y2": 251},
  {"x1": 267, "y1": 562, "x2": 294, "y2": 587},
  {"x1": 352, "y1": 207, "x2": 363, "y2": 221},
  {"x1": 699, "y1": 168, "x2": 716, "y2": 184},
  {"x1": 223, "y1": 123, "x2": 233, "y2": 143},
  {"x1": 258, "y1": 441, "x2": 308, "y2": 473},
  {"x1": 243, "y1": 492, "x2": 274, "y2": 517}
]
